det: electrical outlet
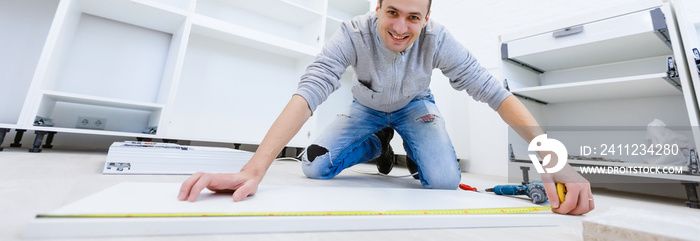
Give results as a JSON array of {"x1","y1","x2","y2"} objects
[{"x1": 76, "y1": 116, "x2": 107, "y2": 130}]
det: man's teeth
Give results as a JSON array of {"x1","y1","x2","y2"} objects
[{"x1": 391, "y1": 33, "x2": 408, "y2": 39}]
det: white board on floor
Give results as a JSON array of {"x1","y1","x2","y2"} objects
[
  {"x1": 103, "y1": 141, "x2": 254, "y2": 175},
  {"x1": 24, "y1": 182, "x2": 572, "y2": 239}
]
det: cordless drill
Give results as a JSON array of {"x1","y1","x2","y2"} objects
[{"x1": 485, "y1": 180, "x2": 548, "y2": 204}]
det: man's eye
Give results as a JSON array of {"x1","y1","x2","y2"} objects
[
  {"x1": 388, "y1": 10, "x2": 397, "y2": 15},
  {"x1": 410, "y1": 16, "x2": 420, "y2": 20}
]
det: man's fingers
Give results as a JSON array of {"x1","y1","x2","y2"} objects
[
  {"x1": 567, "y1": 190, "x2": 591, "y2": 215},
  {"x1": 232, "y1": 182, "x2": 257, "y2": 202},
  {"x1": 178, "y1": 172, "x2": 203, "y2": 201},
  {"x1": 187, "y1": 174, "x2": 212, "y2": 202},
  {"x1": 178, "y1": 172, "x2": 260, "y2": 202},
  {"x1": 542, "y1": 181, "x2": 560, "y2": 209},
  {"x1": 554, "y1": 183, "x2": 580, "y2": 214},
  {"x1": 569, "y1": 184, "x2": 594, "y2": 215}
]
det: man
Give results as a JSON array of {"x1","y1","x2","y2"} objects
[{"x1": 178, "y1": 0, "x2": 594, "y2": 215}]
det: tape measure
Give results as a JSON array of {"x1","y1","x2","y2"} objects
[
  {"x1": 37, "y1": 206, "x2": 552, "y2": 218},
  {"x1": 557, "y1": 183, "x2": 568, "y2": 203}
]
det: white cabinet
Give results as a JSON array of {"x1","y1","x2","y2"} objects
[
  {"x1": 0, "y1": 0, "x2": 370, "y2": 149},
  {"x1": 501, "y1": 1, "x2": 700, "y2": 206},
  {"x1": 18, "y1": 0, "x2": 191, "y2": 138}
]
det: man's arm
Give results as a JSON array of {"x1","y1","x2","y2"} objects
[
  {"x1": 497, "y1": 95, "x2": 594, "y2": 215},
  {"x1": 178, "y1": 95, "x2": 312, "y2": 202}
]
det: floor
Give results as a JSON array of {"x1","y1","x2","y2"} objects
[{"x1": 1, "y1": 148, "x2": 698, "y2": 240}]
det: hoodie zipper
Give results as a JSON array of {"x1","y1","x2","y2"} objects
[{"x1": 391, "y1": 52, "x2": 405, "y2": 110}]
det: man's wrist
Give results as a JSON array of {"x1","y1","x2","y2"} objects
[{"x1": 240, "y1": 155, "x2": 273, "y2": 179}]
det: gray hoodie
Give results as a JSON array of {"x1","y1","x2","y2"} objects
[{"x1": 296, "y1": 12, "x2": 511, "y2": 113}]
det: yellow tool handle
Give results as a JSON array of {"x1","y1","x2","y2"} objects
[
  {"x1": 556, "y1": 183, "x2": 567, "y2": 203},
  {"x1": 37, "y1": 206, "x2": 552, "y2": 218}
]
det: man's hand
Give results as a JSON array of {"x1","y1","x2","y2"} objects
[
  {"x1": 541, "y1": 164, "x2": 594, "y2": 215},
  {"x1": 177, "y1": 171, "x2": 261, "y2": 202},
  {"x1": 497, "y1": 96, "x2": 594, "y2": 215},
  {"x1": 177, "y1": 95, "x2": 313, "y2": 202}
]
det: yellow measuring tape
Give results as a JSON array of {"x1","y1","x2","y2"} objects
[{"x1": 37, "y1": 206, "x2": 552, "y2": 218}]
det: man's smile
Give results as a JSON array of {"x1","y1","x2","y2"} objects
[{"x1": 389, "y1": 31, "x2": 409, "y2": 40}]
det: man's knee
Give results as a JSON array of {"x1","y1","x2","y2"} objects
[
  {"x1": 301, "y1": 144, "x2": 334, "y2": 179},
  {"x1": 305, "y1": 144, "x2": 328, "y2": 163}
]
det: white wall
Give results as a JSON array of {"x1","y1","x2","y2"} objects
[{"x1": 428, "y1": 0, "x2": 656, "y2": 177}]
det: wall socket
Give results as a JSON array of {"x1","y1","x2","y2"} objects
[{"x1": 76, "y1": 116, "x2": 107, "y2": 130}]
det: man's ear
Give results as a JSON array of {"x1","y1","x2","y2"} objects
[
  {"x1": 376, "y1": 0, "x2": 381, "y2": 12},
  {"x1": 424, "y1": 11, "x2": 431, "y2": 27}
]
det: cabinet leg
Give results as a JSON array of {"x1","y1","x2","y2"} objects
[
  {"x1": 29, "y1": 131, "x2": 47, "y2": 153},
  {"x1": 0, "y1": 128, "x2": 9, "y2": 151},
  {"x1": 10, "y1": 129, "x2": 26, "y2": 147},
  {"x1": 520, "y1": 166, "x2": 530, "y2": 185},
  {"x1": 42, "y1": 131, "x2": 57, "y2": 149},
  {"x1": 682, "y1": 181, "x2": 699, "y2": 209}
]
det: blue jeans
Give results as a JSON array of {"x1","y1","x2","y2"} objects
[{"x1": 301, "y1": 94, "x2": 460, "y2": 189}]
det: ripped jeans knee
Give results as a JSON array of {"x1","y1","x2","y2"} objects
[
  {"x1": 301, "y1": 144, "x2": 334, "y2": 179},
  {"x1": 305, "y1": 144, "x2": 328, "y2": 163}
]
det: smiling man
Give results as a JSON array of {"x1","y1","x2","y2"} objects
[{"x1": 179, "y1": 0, "x2": 595, "y2": 215}]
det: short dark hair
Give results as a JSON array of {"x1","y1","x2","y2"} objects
[{"x1": 378, "y1": 0, "x2": 432, "y2": 14}]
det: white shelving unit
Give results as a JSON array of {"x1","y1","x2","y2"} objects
[
  {"x1": 513, "y1": 72, "x2": 680, "y2": 103},
  {"x1": 0, "y1": 0, "x2": 371, "y2": 150},
  {"x1": 501, "y1": 0, "x2": 700, "y2": 207},
  {"x1": 18, "y1": 0, "x2": 188, "y2": 136}
]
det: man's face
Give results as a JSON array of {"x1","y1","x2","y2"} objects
[{"x1": 376, "y1": 0, "x2": 430, "y2": 52}]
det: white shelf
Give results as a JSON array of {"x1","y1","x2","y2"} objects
[
  {"x1": 31, "y1": 126, "x2": 159, "y2": 138},
  {"x1": 513, "y1": 73, "x2": 681, "y2": 103},
  {"x1": 285, "y1": 0, "x2": 325, "y2": 12},
  {"x1": 131, "y1": 0, "x2": 192, "y2": 12},
  {"x1": 75, "y1": 0, "x2": 187, "y2": 33},
  {"x1": 194, "y1": 0, "x2": 324, "y2": 49},
  {"x1": 34, "y1": 91, "x2": 163, "y2": 135},
  {"x1": 510, "y1": 161, "x2": 700, "y2": 182},
  {"x1": 198, "y1": 0, "x2": 325, "y2": 23},
  {"x1": 42, "y1": 91, "x2": 164, "y2": 111},
  {"x1": 0, "y1": 123, "x2": 20, "y2": 129},
  {"x1": 190, "y1": 14, "x2": 319, "y2": 59},
  {"x1": 504, "y1": 8, "x2": 672, "y2": 71}
]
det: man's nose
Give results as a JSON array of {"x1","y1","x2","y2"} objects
[{"x1": 392, "y1": 18, "x2": 408, "y2": 35}]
